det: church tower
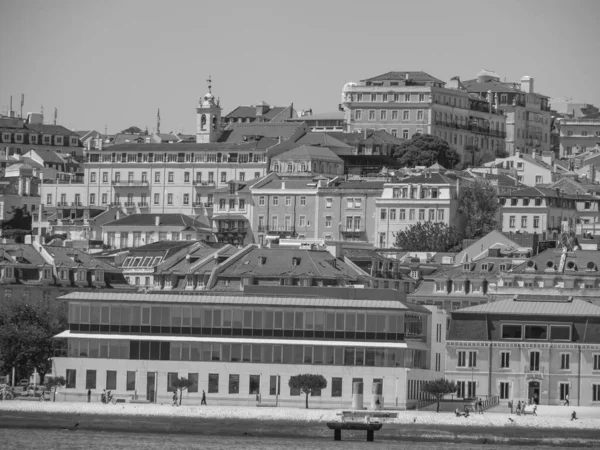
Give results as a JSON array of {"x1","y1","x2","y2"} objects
[{"x1": 196, "y1": 76, "x2": 222, "y2": 143}]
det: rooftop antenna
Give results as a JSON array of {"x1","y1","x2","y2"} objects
[
  {"x1": 104, "y1": 124, "x2": 107, "y2": 135},
  {"x1": 9, "y1": 95, "x2": 12, "y2": 113},
  {"x1": 53, "y1": 107, "x2": 57, "y2": 125},
  {"x1": 157, "y1": 108, "x2": 161, "y2": 134},
  {"x1": 41, "y1": 105, "x2": 44, "y2": 123},
  {"x1": 20, "y1": 93, "x2": 24, "y2": 118}
]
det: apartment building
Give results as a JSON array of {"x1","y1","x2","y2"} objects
[
  {"x1": 447, "y1": 295, "x2": 600, "y2": 406},
  {"x1": 341, "y1": 71, "x2": 506, "y2": 167},
  {"x1": 462, "y1": 70, "x2": 551, "y2": 156},
  {"x1": 499, "y1": 187, "x2": 578, "y2": 238},
  {"x1": 556, "y1": 114, "x2": 600, "y2": 158},
  {"x1": 375, "y1": 165, "x2": 461, "y2": 248},
  {"x1": 483, "y1": 151, "x2": 571, "y2": 186}
]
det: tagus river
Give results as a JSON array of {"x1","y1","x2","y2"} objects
[{"x1": 0, "y1": 428, "x2": 593, "y2": 450}]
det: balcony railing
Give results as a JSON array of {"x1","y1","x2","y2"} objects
[
  {"x1": 433, "y1": 119, "x2": 506, "y2": 138},
  {"x1": 124, "y1": 202, "x2": 136, "y2": 208},
  {"x1": 192, "y1": 202, "x2": 204, "y2": 207},
  {"x1": 109, "y1": 202, "x2": 121, "y2": 207},
  {"x1": 525, "y1": 367, "x2": 545, "y2": 380},
  {"x1": 340, "y1": 224, "x2": 365, "y2": 232},
  {"x1": 138, "y1": 202, "x2": 149, "y2": 208},
  {"x1": 71, "y1": 202, "x2": 83, "y2": 207},
  {"x1": 57, "y1": 202, "x2": 69, "y2": 207},
  {"x1": 112, "y1": 180, "x2": 149, "y2": 186},
  {"x1": 193, "y1": 181, "x2": 216, "y2": 187},
  {"x1": 257, "y1": 225, "x2": 294, "y2": 232}
]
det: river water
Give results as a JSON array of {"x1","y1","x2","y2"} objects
[{"x1": 0, "y1": 428, "x2": 592, "y2": 450}]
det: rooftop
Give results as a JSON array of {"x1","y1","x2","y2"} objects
[
  {"x1": 43, "y1": 246, "x2": 119, "y2": 271},
  {"x1": 361, "y1": 71, "x2": 444, "y2": 85},
  {"x1": 104, "y1": 214, "x2": 210, "y2": 229},
  {"x1": 274, "y1": 145, "x2": 343, "y2": 163},
  {"x1": 454, "y1": 295, "x2": 600, "y2": 317}
]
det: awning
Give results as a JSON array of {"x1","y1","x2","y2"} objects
[{"x1": 54, "y1": 330, "x2": 407, "y2": 348}]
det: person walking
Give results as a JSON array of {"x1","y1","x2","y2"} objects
[
  {"x1": 564, "y1": 394, "x2": 570, "y2": 407},
  {"x1": 201, "y1": 390, "x2": 207, "y2": 405},
  {"x1": 87, "y1": 389, "x2": 91, "y2": 403},
  {"x1": 172, "y1": 390, "x2": 178, "y2": 407},
  {"x1": 508, "y1": 400, "x2": 513, "y2": 414},
  {"x1": 516, "y1": 401, "x2": 522, "y2": 416},
  {"x1": 478, "y1": 398, "x2": 484, "y2": 414}
]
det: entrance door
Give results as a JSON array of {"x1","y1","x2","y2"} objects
[
  {"x1": 147, "y1": 372, "x2": 156, "y2": 403},
  {"x1": 528, "y1": 381, "x2": 540, "y2": 405}
]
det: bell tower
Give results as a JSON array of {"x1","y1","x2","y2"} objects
[{"x1": 196, "y1": 76, "x2": 222, "y2": 143}]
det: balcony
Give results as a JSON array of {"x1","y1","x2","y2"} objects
[
  {"x1": 137, "y1": 202, "x2": 148, "y2": 207},
  {"x1": 340, "y1": 224, "x2": 365, "y2": 232},
  {"x1": 109, "y1": 202, "x2": 121, "y2": 207},
  {"x1": 124, "y1": 202, "x2": 136, "y2": 208},
  {"x1": 57, "y1": 202, "x2": 69, "y2": 207},
  {"x1": 192, "y1": 202, "x2": 204, "y2": 207},
  {"x1": 525, "y1": 367, "x2": 544, "y2": 380},
  {"x1": 112, "y1": 180, "x2": 149, "y2": 187},
  {"x1": 71, "y1": 202, "x2": 83, "y2": 207},
  {"x1": 193, "y1": 180, "x2": 216, "y2": 187},
  {"x1": 257, "y1": 225, "x2": 294, "y2": 233}
]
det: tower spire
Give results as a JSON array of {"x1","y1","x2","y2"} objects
[{"x1": 207, "y1": 75, "x2": 212, "y2": 94}]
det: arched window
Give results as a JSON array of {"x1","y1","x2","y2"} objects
[
  {"x1": 320, "y1": 162, "x2": 326, "y2": 173},
  {"x1": 212, "y1": 116, "x2": 217, "y2": 131},
  {"x1": 200, "y1": 114, "x2": 207, "y2": 131},
  {"x1": 287, "y1": 163, "x2": 293, "y2": 172},
  {"x1": 301, "y1": 163, "x2": 308, "y2": 172},
  {"x1": 273, "y1": 163, "x2": 280, "y2": 172}
]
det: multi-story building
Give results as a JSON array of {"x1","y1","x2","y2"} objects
[
  {"x1": 270, "y1": 145, "x2": 344, "y2": 177},
  {"x1": 341, "y1": 71, "x2": 506, "y2": 167},
  {"x1": 498, "y1": 186, "x2": 578, "y2": 238},
  {"x1": 286, "y1": 111, "x2": 346, "y2": 132},
  {"x1": 555, "y1": 114, "x2": 600, "y2": 158},
  {"x1": 446, "y1": 295, "x2": 600, "y2": 406},
  {"x1": 101, "y1": 214, "x2": 213, "y2": 249},
  {"x1": 223, "y1": 102, "x2": 297, "y2": 126},
  {"x1": 212, "y1": 180, "x2": 260, "y2": 246},
  {"x1": 484, "y1": 150, "x2": 573, "y2": 186},
  {"x1": 53, "y1": 289, "x2": 445, "y2": 408},
  {"x1": 462, "y1": 70, "x2": 552, "y2": 156},
  {"x1": 0, "y1": 164, "x2": 40, "y2": 220},
  {"x1": 0, "y1": 113, "x2": 83, "y2": 160},
  {"x1": 375, "y1": 165, "x2": 461, "y2": 248},
  {"x1": 0, "y1": 242, "x2": 130, "y2": 304}
]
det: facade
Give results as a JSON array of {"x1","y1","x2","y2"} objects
[
  {"x1": 223, "y1": 102, "x2": 297, "y2": 126},
  {"x1": 53, "y1": 290, "x2": 445, "y2": 408},
  {"x1": 341, "y1": 71, "x2": 506, "y2": 167},
  {"x1": 0, "y1": 166, "x2": 41, "y2": 220},
  {"x1": 556, "y1": 115, "x2": 600, "y2": 158},
  {"x1": 101, "y1": 214, "x2": 213, "y2": 249},
  {"x1": 286, "y1": 111, "x2": 346, "y2": 132},
  {"x1": 498, "y1": 187, "x2": 578, "y2": 238},
  {"x1": 211, "y1": 180, "x2": 259, "y2": 246},
  {"x1": 270, "y1": 145, "x2": 344, "y2": 177},
  {"x1": 447, "y1": 295, "x2": 600, "y2": 406},
  {"x1": 462, "y1": 71, "x2": 552, "y2": 156},
  {"x1": 375, "y1": 165, "x2": 461, "y2": 248},
  {"x1": 484, "y1": 151, "x2": 571, "y2": 186}
]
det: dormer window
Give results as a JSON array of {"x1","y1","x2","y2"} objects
[
  {"x1": 30, "y1": 134, "x2": 38, "y2": 144},
  {"x1": 55, "y1": 136, "x2": 64, "y2": 146},
  {"x1": 70, "y1": 136, "x2": 79, "y2": 146},
  {"x1": 481, "y1": 264, "x2": 488, "y2": 271},
  {"x1": 453, "y1": 281, "x2": 464, "y2": 292},
  {"x1": 566, "y1": 261, "x2": 577, "y2": 271},
  {"x1": 42, "y1": 268, "x2": 52, "y2": 279},
  {"x1": 435, "y1": 281, "x2": 447, "y2": 292},
  {"x1": 76, "y1": 270, "x2": 87, "y2": 281},
  {"x1": 410, "y1": 270, "x2": 420, "y2": 279},
  {"x1": 43, "y1": 135, "x2": 51, "y2": 145},
  {"x1": 258, "y1": 256, "x2": 266, "y2": 265},
  {"x1": 292, "y1": 257, "x2": 301, "y2": 266},
  {"x1": 95, "y1": 270, "x2": 104, "y2": 282},
  {"x1": 463, "y1": 263, "x2": 472, "y2": 271},
  {"x1": 4, "y1": 266, "x2": 14, "y2": 278},
  {"x1": 59, "y1": 269, "x2": 69, "y2": 280}
]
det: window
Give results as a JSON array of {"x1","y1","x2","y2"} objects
[
  {"x1": 188, "y1": 373, "x2": 198, "y2": 393},
  {"x1": 90, "y1": 172, "x2": 96, "y2": 183},
  {"x1": 560, "y1": 353, "x2": 570, "y2": 370},
  {"x1": 525, "y1": 325, "x2": 547, "y2": 340},
  {"x1": 183, "y1": 194, "x2": 189, "y2": 205},
  {"x1": 402, "y1": 129, "x2": 409, "y2": 139},
  {"x1": 269, "y1": 375, "x2": 280, "y2": 395},
  {"x1": 368, "y1": 110, "x2": 375, "y2": 120},
  {"x1": 559, "y1": 383, "x2": 569, "y2": 401},
  {"x1": 259, "y1": 196, "x2": 265, "y2": 206},
  {"x1": 371, "y1": 93, "x2": 377, "y2": 102},
  {"x1": 419, "y1": 93, "x2": 425, "y2": 102},
  {"x1": 65, "y1": 369, "x2": 77, "y2": 389},
  {"x1": 418, "y1": 209, "x2": 425, "y2": 220},
  {"x1": 221, "y1": 172, "x2": 227, "y2": 183},
  {"x1": 249, "y1": 375, "x2": 260, "y2": 394},
  {"x1": 325, "y1": 216, "x2": 332, "y2": 228},
  {"x1": 391, "y1": 110, "x2": 398, "y2": 120},
  {"x1": 593, "y1": 384, "x2": 600, "y2": 402},
  {"x1": 285, "y1": 196, "x2": 291, "y2": 206},
  {"x1": 404, "y1": 94, "x2": 410, "y2": 102},
  {"x1": 533, "y1": 216, "x2": 540, "y2": 228},
  {"x1": 325, "y1": 197, "x2": 332, "y2": 208},
  {"x1": 502, "y1": 324, "x2": 522, "y2": 339},
  {"x1": 417, "y1": 110, "x2": 424, "y2": 121},
  {"x1": 500, "y1": 351, "x2": 510, "y2": 368},
  {"x1": 331, "y1": 377, "x2": 342, "y2": 397},
  {"x1": 85, "y1": 370, "x2": 96, "y2": 389},
  {"x1": 499, "y1": 382, "x2": 510, "y2": 400},
  {"x1": 593, "y1": 354, "x2": 600, "y2": 371},
  {"x1": 380, "y1": 110, "x2": 387, "y2": 120},
  {"x1": 229, "y1": 374, "x2": 240, "y2": 394},
  {"x1": 550, "y1": 325, "x2": 571, "y2": 341},
  {"x1": 535, "y1": 175, "x2": 542, "y2": 184},
  {"x1": 529, "y1": 351, "x2": 540, "y2": 371},
  {"x1": 438, "y1": 209, "x2": 444, "y2": 221},
  {"x1": 167, "y1": 372, "x2": 178, "y2": 392},
  {"x1": 402, "y1": 110, "x2": 409, "y2": 120},
  {"x1": 106, "y1": 370, "x2": 117, "y2": 390},
  {"x1": 380, "y1": 209, "x2": 387, "y2": 220},
  {"x1": 154, "y1": 193, "x2": 160, "y2": 205},
  {"x1": 355, "y1": 110, "x2": 362, "y2": 120},
  {"x1": 390, "y1": 209, "x2": 396, "y2": 220},
  {"x1": 509, "y1": 216, "x2": 516, "y2": 228},
  {"x1": 299, "y1": 215, "x2": 306, "y2": 227},
  {"x1": 457, "y1": 350, "x2": 477, "y2": 368},
  {"x1": 521, "y1": 216, "x2": 527, "y2": 228},
  {"x1": 155, "y1": 172, "x2": 160, "y2": 183},
  {"x1": 399, "y1": 209, "x2": 406, "y2": 220},
  {"x1": 582, "y1": 131, "x2": 588, "y2": 137},
  {"x1": 167, "y1": 194, "x2": 173, "y2": 205},
  {"x1": 46, "y1": 194, "x2": 53, "y2": 205},
  {"x1": 272, "y1": 196, "x2": 279, "y2": 206}
]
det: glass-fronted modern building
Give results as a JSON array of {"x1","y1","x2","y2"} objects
[{"x1": 54, "y1": 291, "x2": 446, "y2": 408}]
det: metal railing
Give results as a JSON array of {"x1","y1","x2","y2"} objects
[{"x1": 112, "y1": 180, "x2": 149, "y2": 186}]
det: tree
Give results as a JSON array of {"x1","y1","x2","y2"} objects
[
  {"x1": 44, "y1": 376, "x2": 66, "y2": 402},
  {"x1": 392, "y1": 134, "x2": 460, "y2": 169},
  {"x1": 0, "y1": 298, "x2": 68, "y2": 383},
  {"x1": 458, "y1": 178, "x2": 500, "y2": 239},
  {"x1": 393, "y1": 222, "x2": 461, "y2": 252},
  {"x1": 495, "y1": 147, "x2": 509, "y2": 158},
  {"x1": 288, "y1": 374, "x2": 327, "y2": 409},
  {"x1": 1, "y1": 206, "x2": 32, "y2": 231},
  {"x1": 172, "y1": 377, "x2": 194, "y2": 406},
  {"x1": 421, "y1": 378, "x2": 457, "y2": 413}
]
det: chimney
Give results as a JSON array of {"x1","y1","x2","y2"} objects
[
  {"x1": 487, "y1": 90, "x2": 492, "y2": 114},
  {"x1": 115, "y1": 211, "x2": 120, "y2": 220},
  {"x1": 281, "y1": 180, "x2": 285, "y2": 189},
  {"x1": 155, "y1": 216, "x2": 160, "y2": 227},
  {"x1": 532, "y1": 150, "x2": 537, "y2": 159},
  {"x1": 17, "y1": 177, "x2": 24, "y2": 196},
  {"x1": 520, "y1": 76, "x2": 534, "y2": 94},
  {"x1": 24, "y1": 177, "x2": 31, "y2": 196},
  {"x1": 98, "y1": 137, "x2": 104, "y2": 151},
  {"x1": 515, "y1": 150, "x2": 520, "y2": 158}
]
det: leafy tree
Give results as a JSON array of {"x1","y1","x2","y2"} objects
[
  {"x1": 2, "y1": 206, "x2": 32, "y2": 231},
  {"x1": 44, "y1": 376, "x2": 66, "y2": 402},
  {"x1": 43, "y1": 233, "x2": 68, "y2": 244},
  {"x1": 495, "y1": 147, "x2": 509, "y2": 158},
  {"x1": 0, "y1": 298, "x2": 68, "y2": 383},
  {"x1": 393, "y1": 222, "x2": 461, "y2": 252},
  {"x1": 172, "y1": 377, "x2": 194, "y2": 405},
  {"x1": 458, "y1": 178, "x2": 500, "y2": 239},
  {"x1": 421, "y1": 378, "x2": 457, "y2": 413},
  {"x1": 393, "y1": 134, "x2": 460, "y2": 169},
  {"x1": 288, "y1": 374, "x2": 327, "y2": 409}
]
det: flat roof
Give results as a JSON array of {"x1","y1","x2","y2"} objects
[
  {"x1": 58, "y1": 292, "x2": 420, "y2": 311},
  {"x1": 54, "y1": 331, "x2": 408, "y2": 348}
]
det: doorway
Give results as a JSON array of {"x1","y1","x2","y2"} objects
[
  {"x1": 147, "y1": 372, "x2": 156, "y2": 403},
  {"x1": 528, "y1": 381, "x2": 540, "y2": 405}
]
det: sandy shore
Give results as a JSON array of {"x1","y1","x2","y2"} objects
[{"x1": 1, "y1": 402, "x2": 599, "y2": 447}]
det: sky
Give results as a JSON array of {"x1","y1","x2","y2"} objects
[{"x1": 1, "y1": 0, "x2": 599, "y2": 134}]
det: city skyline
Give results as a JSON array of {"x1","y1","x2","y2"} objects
[{"x1": 1, "y1": 0, "x2": 599, "y2": 134}]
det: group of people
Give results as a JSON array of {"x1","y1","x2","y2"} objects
[
  {"x1": 455, "y1": 398, "x2": 485, "y2": 417},
  {"x1": 172, "y1": 389, "x2": 207, "y2": 406},
  {"x1": 509, "y1": 400, "x2": 538, "y2": 416}
]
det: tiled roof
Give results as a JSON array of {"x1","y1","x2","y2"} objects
[
  {"x1": 224, "y1": 105, "x2": 292, "y2": 121},
  {"x1": 219, "y1": 247, "x2": 359, "y2": 280},
  {"x1": 392, "y1": 171, "x2": 458, "y2": 185},
  {"x1": 295, "y1": 132, "x2": 352, "y2": 148},
  {"x1": 288, "y1": 111, "x2": 345, "y2": 121},
  {"x1": 225, "y1": 122, "x2": 305, "y2": 144},
  {"x1": 454, "y1": 296, "x2": 600, "y2": 317},
  {"x1": 26, "y1": 148, "x2": 68, "y2": 164},
  {"x1": 510, "y1": 248, "x2": 600, "y2": 275},
  {"x1": 274, "y1": 145, "x2": 343, "y2": 162},
  {"x1": 104, "y1": 214, "x2": 209, "y2": 228},
  {"x1": 462, "y1": 79, "x2": 523, "y2": 94},
  {"x1": 57, "y1": 291, "x2": 418, "y2": 310},
  {"x1": 43, "y1": 246, "x2": 119, "y2": 271},
  {"x1": 320, "y1": 180, "x2": 384, "y2": 190},
  {"x1": 24, "y1": 123, "x2": 81, "y2": 137},
  {"x1": 501, "y1": 186, "x2": 578, "y2": 199},
  {"x1": 361, "y1": 71, "x2": 444, "y2": 84},
  {"x1": 0, "y1": 244, "x2": 49, "y2": 267},
  {"x1": 432, "y1": 256, "x2": 522, "y2": 280},
  {"x1": 252, "y1": 176, "x2": 318, "y2": 190}
]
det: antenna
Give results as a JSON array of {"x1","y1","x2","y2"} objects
[
  {"x1": 54, "y1": 108, "x2": 57, "y2": 125},
  {"x1": 157, "y1": 108, "x2": 161, "y2": 134},
  {"x1": 20, "y1": 93, "x2": 24, "y2": 118}
]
